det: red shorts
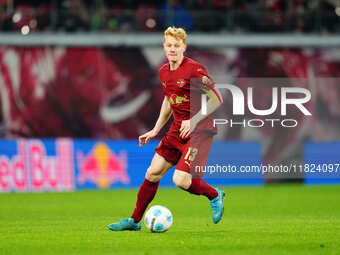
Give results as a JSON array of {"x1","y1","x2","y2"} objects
[{"x1": 155, "y1": 129, "x2": 214, "y2": 177}]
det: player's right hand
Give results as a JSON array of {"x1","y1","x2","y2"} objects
[{"x1": 139, "y1": 130, "x2": 157, "y2": 147}]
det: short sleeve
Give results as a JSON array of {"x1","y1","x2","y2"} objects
[
  {"x1": 191, "y1": 63, "x2": 215, "y2": 90},
  {"x1": 191, "y1": 64, "x2": 208, "y2": 78}
]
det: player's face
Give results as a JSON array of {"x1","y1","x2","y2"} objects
[{"x1": 163, "y1": 36, "x2": 186, "y2": 63}]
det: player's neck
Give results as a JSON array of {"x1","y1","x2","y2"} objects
[{"x1": 169, "y1": 55, "x2": 184, "y2": 71}]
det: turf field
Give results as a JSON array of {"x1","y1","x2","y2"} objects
[{"x1": 0, "y1": 185, "x2": 339, "y2": 255}]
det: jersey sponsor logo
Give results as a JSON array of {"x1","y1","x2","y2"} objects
[
  {"x1": 168, "y1": 94, "x2": 189, "y2": 105},
  {"x1": 176, "y1": 79, "x2": 186, "y2": 88}
]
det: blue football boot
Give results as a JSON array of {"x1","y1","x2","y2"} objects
[
  {"x1": 108, "y1": 218, "x2": 141, "y2": 231},
  {"x1": 210, "y1": 188, "x2": 226, "y2": 224}
]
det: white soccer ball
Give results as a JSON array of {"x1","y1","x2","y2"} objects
[{"x1": 144, "y1": 205, "x2": 173, "y2": 233}]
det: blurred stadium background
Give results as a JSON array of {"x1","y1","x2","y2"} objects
[
  {"x1": 0, "y1": 0, "x2": 340, "y2": 190},
  {"x1": 1, "y1": 1, "x2": 340, "y2": 255}
]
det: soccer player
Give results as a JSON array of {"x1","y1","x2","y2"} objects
[{"x1": 108, "y1": 27, "x2": 225, "y2": 231}]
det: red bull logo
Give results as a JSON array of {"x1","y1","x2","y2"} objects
[
  {"x1": 177, "y1": 79, "x2": 186, "y2": 87},
  {"x1": 77, "y1": 143, "x2": 130, "y2": 188},
  {"x1": 0, "y1": 139, "x2": 74, "y2": 192}
]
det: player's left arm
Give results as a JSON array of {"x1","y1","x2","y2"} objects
[
  {"x1": 179, "y1": 90, "x2": 222, "y2": 138},
  {"x1": 179, "y1": 64, "x2": 223, "y2": 138}
]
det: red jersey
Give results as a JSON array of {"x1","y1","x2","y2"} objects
[{"x1": 158, "y1": 56, "x2": 217, "y2": 134}]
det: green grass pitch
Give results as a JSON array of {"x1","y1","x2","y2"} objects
[{"x1": 0, "y1": 185, "x2": 339, "y2": 255}]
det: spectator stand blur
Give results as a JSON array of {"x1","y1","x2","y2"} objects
[
  {"x1": 56, "y1": 0, "x2": 90, "y2": 32},
  {"x1": 158, "y1": 0, "x2": 192, "y2": 30},
  {"x1": 0, "y1": 0, "x2": 339, "y2": 33},
  {"x1": 0, "y1": 0, "x2": 51, "y2": 32}
]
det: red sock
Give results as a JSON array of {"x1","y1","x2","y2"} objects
[
  {"x1": 131, "y1": 179, "x2": 159, "y2": 223},
  {"x1": 187, "y1": 178, "x2": 218, "y2": 200}
]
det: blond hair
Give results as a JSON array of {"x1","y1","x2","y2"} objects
[{"x1": 164, "y1": 27, "x2": 187, "y2": 44}]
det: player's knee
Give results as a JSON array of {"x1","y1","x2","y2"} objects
[
  {"x1": 145, "y1": 167, "x2": 162, "y2": 182},
  {"x1": 173, "y1": 174, "x2": 191, "y2": 189}
]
